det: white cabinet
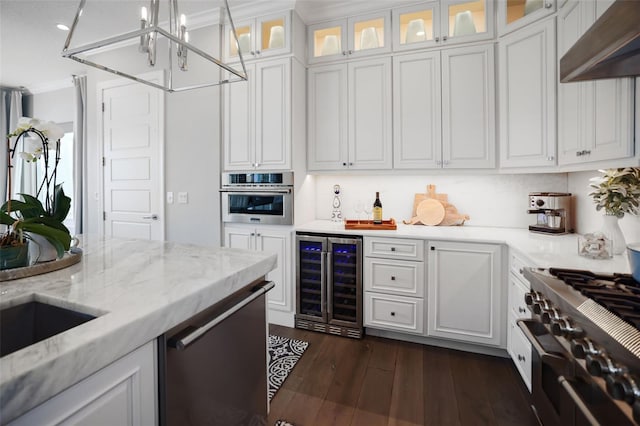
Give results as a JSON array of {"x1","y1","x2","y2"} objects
[
  {"x1": 557, "y1": 0, "x2": 634, "y2": 166},
  {"x1": 224, "y1": 57, "x2": 303, "y2": 171},
  {"x1": 499, "y1": 17, "x2": 557, "y2": 168},
  {"x1": 394, "y1": 43, "x2": 495, "y2": 169},
  {"x1": 393, "y1": 0, "x2": 494, "y2": 52},
  {"x1": 224, "y1": 12, "x2": 291, "y2": 62},
  {"x1": 10, "y1": 341, "x2": 157, "y2": 426},
  {"x1": 308, "y1": 57, "x2": 392, "y2": 171},
  {"x1": 308, "y1": 11, "x2": 391, "y2": 64},
  {"x1": 427, "y1": 240, "x2": 505, "y2": 347},
  {"x1": 224, "y1": 224, "x2": 293, "y2": 314},
  {"x1": 507, "y1": 250, "x2": 532, "y2": 392},
  {"x1": 364, "y1": 237, "x2": 425, "y2": 335},
  {"x1": 497, "y1": 0, "x2": 556, "y2": 36}
]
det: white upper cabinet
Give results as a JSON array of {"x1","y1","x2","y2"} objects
[
  {"x1": 393, "y1": 43, "x2": 495, "y2": 169},
  {"x1": 308, "y1": 11, "x2": 391, "y2": 64},
  {"x1": 497, "y1": 0, "x2": 556, "y2": 36},
  {"x1": 223, "y1": 58, "x2": 291, "y2": 170},
  {"x1": 393, "y1": 0, "x2": 494, "y2": 52},
  {"x1": 499, "y1": 17, "x2": 557, "y2": 168},
  {"x1": 557, "y1": 0, "x2": 634, "y2": 166},
  {"x1": 224, "y1": 12, "x2": 292, "y2": 62},
  {"x1": 308, "y1": 57, "x2": 393, "y2": 170}
]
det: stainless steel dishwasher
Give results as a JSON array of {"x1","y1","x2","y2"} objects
[{"x1": 158, "y1": 280, "x2": 274, "y2": 426}]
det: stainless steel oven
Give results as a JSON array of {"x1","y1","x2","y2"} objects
[{"x1": 220, "y1": 171, "x2": 293, "y2": 225}]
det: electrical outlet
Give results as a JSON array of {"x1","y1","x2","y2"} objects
[
  {"x1": 167, "y1": 192, "x2": 174, "y2": 204},
  {"x1": 178, "y1": 192, "x2": 188, "y2": 204}
]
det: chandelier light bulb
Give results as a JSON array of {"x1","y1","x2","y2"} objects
[
  {"x1": 141, "y1": 7, "x2": 148, "y2": 22},
  {"x1": 180, "y1": 14, "x2": 186, "y2": 27}
]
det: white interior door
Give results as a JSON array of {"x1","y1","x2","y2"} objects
[{"x1": 100, "y1": 72, "x2": 164, "y2": 240}]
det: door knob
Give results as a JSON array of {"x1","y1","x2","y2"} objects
[{"x1": 143, "y1": 214, "x2": 159, "y2": 220}]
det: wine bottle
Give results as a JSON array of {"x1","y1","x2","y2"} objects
[{"x1": 373, "y1": 192, "x2": 382, "y2": 224}]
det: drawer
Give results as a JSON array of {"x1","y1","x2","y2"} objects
[
  {"x1": 364, "y1": 292, "x2": 424, "y2": 334},
  {"x1": 364, "y1": 237, "x2": 424, "y2": 261},
  {"x1": 509, "y1": 250, "x2": 530, "y2": 282},
  {"x1": 508, "y1": 272, "x2": 531, "y2": 319},
  {"x1": 365, "y1": 257, "x2": 425, "y2": 297},
  {"x1": 507, "y1": 311, "x2": 532, "y2": 392}
]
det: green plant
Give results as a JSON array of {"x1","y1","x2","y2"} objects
[
  {"x1": 2, "y1": 118, "x2": 72, "y2": 259},
  {"x1": 589, "y1": 168, "x2": 640, "y2": 218}
]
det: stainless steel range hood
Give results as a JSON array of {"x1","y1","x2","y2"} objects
[{"x1": 560, "y1": 0, "x2": 640, "y2": 82}]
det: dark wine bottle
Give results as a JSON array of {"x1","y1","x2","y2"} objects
[{"x1": 373, "y1": 192, "x2": 382, "y2": 224}]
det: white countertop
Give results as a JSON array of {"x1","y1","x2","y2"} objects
[
  {"x1": 0, "y1": 236, "x2": 277, "y2": 423},
  {"x1": 295, "y1": 220, "x2": 632, "y2": 274}
]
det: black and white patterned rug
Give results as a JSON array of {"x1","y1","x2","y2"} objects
[{"x1": 268, "y1": 335, "x2": 309, "y2": 401}]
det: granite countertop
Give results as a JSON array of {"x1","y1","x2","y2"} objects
[
  {"x1": 295, "y1": 220, "x2": 631, "y2": 274},
  {"x1": 0, "y1": 236, "x2": 277, "y2": 423}
]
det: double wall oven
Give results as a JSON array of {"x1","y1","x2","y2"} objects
[
  {"x1": 521, "y1": 268, "x2": 640, "y2": 426},
  {"x1": 220, "y1": 171, "x2": 294, "y2": 225}
]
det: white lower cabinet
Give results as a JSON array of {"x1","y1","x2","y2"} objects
[
  {"x1": 10, "y1": 341, "x2": 157, "y2": 426},
  {"x1": 427, "y1": 240, "x2": 505, "y2": 347},
  {"x1": 507, "y1": 251, "x2": 533, "y2": 391},
  {"x1": 364, "y1": 237, "x2": 425, "y2": 335},
  {"x1": 224, "y1": 224, "x2": 293, "y2": 315}
]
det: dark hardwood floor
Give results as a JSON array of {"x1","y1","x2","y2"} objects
[{"x1": 268, "y1": 324, "x2": 538, "y2": 426}]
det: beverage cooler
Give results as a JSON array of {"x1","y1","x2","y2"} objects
[{"x1": 295, "y1": 233, "x2": 363, "y2": 338}]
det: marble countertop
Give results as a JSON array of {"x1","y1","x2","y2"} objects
[
  {"x1": 295, "y1": 220, "x2": 631, "y2": 274},
  {"x1": 0, "y1": 236, "x2": 277, "y2": 423}
]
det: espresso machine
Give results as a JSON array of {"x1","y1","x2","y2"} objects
[{"x1": 528, "y1": 192, "x2": 573, "y2": 234}]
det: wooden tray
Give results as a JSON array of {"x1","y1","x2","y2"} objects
[
  {"x1": 0, "y1": 249, "x2": 82, "y2": 282},
  {"x1": 344, "y1": 218, "x2": 397, "y2": 230}
]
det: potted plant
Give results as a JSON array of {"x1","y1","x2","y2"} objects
[
  {"x1": 589, "y1": 167, "x2": 640, "y2": 255},
  {"x1": 0, "y1": 118, "x2": 72, "y2": 269}
]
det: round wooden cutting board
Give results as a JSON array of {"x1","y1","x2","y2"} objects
[{"x1": 416, "y1": 199, "x2": 445, "y2": 226}]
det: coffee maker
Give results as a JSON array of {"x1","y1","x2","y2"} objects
[{"x1": 528, "y1": 192, "x2": 573, "y2": 234}]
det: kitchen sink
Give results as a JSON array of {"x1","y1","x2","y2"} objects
[{"x1": 0, "y1": 301, "x2": 97, "y2": 357}]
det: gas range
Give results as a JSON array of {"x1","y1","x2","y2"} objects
[{"x1": 522, "y1": 267, "x2": 640, "y2": 426}]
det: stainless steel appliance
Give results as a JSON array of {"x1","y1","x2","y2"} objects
[
  {"x1": 528, "y1": 192, "x2": 573, "y2": 234},
  {"x1": 295, "y1": 233, "x2": 363, "y2": 339},
  {"x1": 520, "y1": 268, "x2": 640, "y2": 425},
  {"x1": 158, "y1": 280, "x2": 274, "y2": 426},
  {"x1": 220, "y1": 171, "x2": 293, "y2": 225}
]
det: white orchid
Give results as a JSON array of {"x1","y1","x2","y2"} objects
[
  {"x1": 38, "y1": 121, "x2": 65, "y2": 142},
  {"x1": 18, "y1": 136, "x2": 44, "y2": 162}
]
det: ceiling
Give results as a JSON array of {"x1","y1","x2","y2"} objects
[{"x1": 0, "y1": 0, "x2": 413, "y2": 94}]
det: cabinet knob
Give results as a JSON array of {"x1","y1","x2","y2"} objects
[
  {"x1": 435, "y1": 36, "x2": 440, "y2": 42},
  {"x1": 443, "y1": 160, "x2": 450, "y2": 166},
  {"x1": 349, "y1": 162, "x2": 354, "y2": 166},
  {"x1": 250, "y1": 51, "x2": 255, "y2": 56},
  {"x1": 391, "y1": 276, "x2": 396, "y2": 281},
  {"x1": 518, "y1": 307, "x2": 526, "y2": 314},
  {"x1": 255, "y1": 50, "x2": 261, "y2": 55},
  {"x1": 584, "y1": 150, "x2": 591, "y2": 155},
  {"x1": 342, "y1": 51, "x2": 347, "y2": 56},
  {"x1": 390, "y1": 312, "x2": 396, "y2": 316},
  {"x1": 342, "y1": 162, "x2": 347, "y2": 166},
  {"x1": 442, "y1": 36, "x2": 448, "y2": 41},
  {"x1": 545, "y1": 2, "x2": 552, "y2": 8},
  {"x1": 348, "y1": 50, "x2": 353, "y2": 55},
  {"x1": 547, "y1": 156, "x2": 555, "y2": 161},
  {"x1": 517, "y1": 354, "x2": 526, "y2": 362},
  {"x1": 390, "y1": 247, "x2": 396, "y2": 252},
  {"x1": 430, "y1": 246, "x2": 435, "y2": 251},
  {"x1": 256, "y1": 233, "x2": 261, "y2": 237}
]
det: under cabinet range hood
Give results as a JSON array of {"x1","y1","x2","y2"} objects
[{"x1": 560, "y1": 0, "x2": 640, "y2": 82}]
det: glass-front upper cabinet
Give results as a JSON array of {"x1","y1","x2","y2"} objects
[
  {"x1": 393, "y1": 0, "x2": 493, "y2": 51},
  {"x1": 497, "y1": 0, "x2": 556, "y2": 35},
  {"x1": 225, "y1": 12, "x2": 291, "y2": 62},
  {"x1": 309, "y1": 11, "x2": 391, "y2": 64}
]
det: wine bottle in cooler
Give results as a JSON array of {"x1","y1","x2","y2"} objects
[{"x1": 373, "y1": 192, "x2": 382, "y2": 224}]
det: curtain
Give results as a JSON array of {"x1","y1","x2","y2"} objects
[{"x1": 72, "y1": 75, "x2": 87, "y2": 234}]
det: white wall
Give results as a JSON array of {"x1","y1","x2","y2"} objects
[
  {"x1": 32, "y1": 86, "x2": 74, "y2": 125},
  {"x1": 568, "y1": 170, "x2": 640, "y2": 245},
  {"x1": 313, "y1": 173, "x2": 568, "y2": 228}
]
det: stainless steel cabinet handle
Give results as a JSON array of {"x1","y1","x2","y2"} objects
[
  {"x1": 169, "y1": 281, "x2": 275, "y2": 350},
  {"x1": 143, "y1": 214, "x2": 158, "y2": 220},
  {"x1": 327, "y1": 251, "x2": 333, "y2": 315},
  {"x1": 517, "y1": 354, "x2": 525, "y2": 362},
  {"x1": 518, "y1": 307, "x2": 526, "y2": 313},
  {"x1": 558, "y1": 376, "x2": 600, "y2": 426}
]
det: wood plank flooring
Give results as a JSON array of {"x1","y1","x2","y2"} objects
[{"x1": 268, "y1": 325, "x2": 537, "y2": 426}]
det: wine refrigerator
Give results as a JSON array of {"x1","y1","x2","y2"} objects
[{"x1": 295, "y1": 233, "x2": 363, "y2": 338}]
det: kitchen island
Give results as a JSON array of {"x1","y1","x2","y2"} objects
[{"x1": 0, "y1": 236, "x2": 277, "y2": 424}]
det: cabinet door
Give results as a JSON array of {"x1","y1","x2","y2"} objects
[
  {"x1": 255, "y1": 58, "x2": 291, "y2": 169},
  {"x1": 225, "y1": 19, "x2": 255, "y2": 61},
  {"x1": 255, "y1": 12, "x2": 291, "y2": 59},
  {"x1": 427, "y1": 241, "x2": 504, "y2": 347},
  {"x1": 393, "y1": 2, "x2": 441, "y2": 52},
  {"x1": 393, "y1": 51, "x2": 442, "y2": 169},
  {"x1": 223, "y1": 65, "x2": 255, "y2": 170},
  {"x1": 441, "y1": 44, "x2": 496, "y2": 168},
  {"x1": 499, "y1": 18, "x2": 556, "y2": 168},
  {"x1": 224, "y1": 225, "x2": 254, "y2": 250},
  {"x1": 308, "y1": 19, "x2": 348, "y2": 64},
  {"x1": 348, "y1": 57, "x2": 393, "y2": 170},
  {"x1": 497, "y1": 0, "x2": 556, "y2": 36},
  {"x1": 10, "y1": 342, "x2": 156, "y2": 426},
  {"x1": 440, "y1": 0, "x2": 495, "y2": 44},
  {"x1": 307, "y1": 64, "x2": 349, "y2": 170},
  {"x1": 256, "y1": 228, "x2": 292, "y2": 312},
  {"x1": 347, "y1": 11, "x2": 392, "y2": 58}
]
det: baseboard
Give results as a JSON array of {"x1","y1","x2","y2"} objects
[
  {"x1": 268, "y1": 310, "x2": 295, "y2": 328},
  {"x1": 365, "y1": 327, "x2": 509, "y2": 358}
]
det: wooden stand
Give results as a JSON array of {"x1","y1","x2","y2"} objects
[{"x1": 344, "y1": 218, "x2": 397, "y2": 230}]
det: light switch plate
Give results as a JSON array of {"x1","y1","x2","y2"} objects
[
  {"x1": 178, "y1": 192, "x2": 188, "y2": 204},
  {"x1": 167, "y1": 192, "x2": 174, "y2": 204}
]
